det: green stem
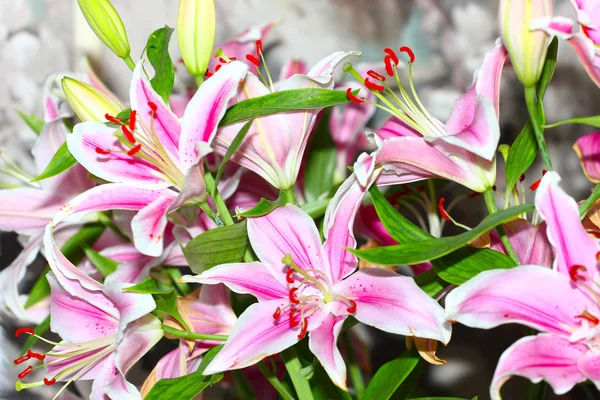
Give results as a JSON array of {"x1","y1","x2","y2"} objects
[
  {"x1": 524, "y1": 86, "x2": 553, "y2": 171},
  {"x1": 342, "y1": 332, "x2": 364, "y2": 398},
  {"x1": 163, "y1": 325, "x2": 228, "y2": 341},
  {"x1": 257, "y1": 362, "x2": 296, "y2": 400},
  {"x1": 483, "y1": 189, "x2": 521, "y2": 265},
  {"x1": 280, "y1": 187, "x2": 296, "y2": 205},
  {"x1": 123, "y1": 54, "x2": 136, "y2": 71},
  {"x1": 204, "y1": 171, "x2": 235, "y2": 226},
  {"x1": 198, "y1": 201, "x2": 217, "y2": 221},
  {"x1": 579, "y1": 182, "x2": 600, "y2": 219},
  {"x1": 281, "y1": 348, "x2": 314, "y2": 400}
]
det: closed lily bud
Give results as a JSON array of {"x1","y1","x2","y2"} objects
[
  {"x1": 77, "y1": 0, "x2": 130, "y2": 59},
  {"x1": 499, "y1": 0, "x2": 552, "y2": 87},
  {"x1": 62, "y1": 77, "x2": 123, "y2": 122},
  {"x1": 178, "y1": 0, "x2": 216, "y2": 78}
]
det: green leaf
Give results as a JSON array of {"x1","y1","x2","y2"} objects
[
  {"x1": 303, "y1": 108, "x2": 337, "y2": 202},
  {"x1": 213, "y1": 119, "x2": 254, "y2": 197},
  {"x1": 126, "y1": 276, "x2": 173, "y2": 294},
  {"x1": 237, "y1": 189, "x2": 295, "y2": 218},
  {"x1": 505, "y1": 37, "x2": 558, "y2": 196},
  {"x1": 352, "y1": 204, "x2": 533, "y2": 266},
  {"x1": 16, "y1": 110, "x2": 44, "y2": 135},
  {"x1": 183, "y1": 221, "x2": 248, "y2": 273},
  {"x1": 407, "y1": 398, "x2": 469, "y2": 400},
  {"x1": 414, "y1": 270, "x2": 447, "y2": 298},
  {"x1": 153, "y1": 290, "x2": 188, "y2": 330},
  {"x1": 545, "y1": 115, "x2": 600, "y2": 129},
  {"x1": 146, "y1": 26, "x2": 175, "y2": 104},
  {"x1": 83, "y1": 247, "x2": 118, "y2": 277},
  {"x1": 31, "y1": 141, "x2": 77, "y2": 182},
  {"x1": 219, "y1": 88, "x2": 353, "y2": 127},
  {"x1": 114, "y1": 108, "x2": 132, "y2": 124},
  {"x1": 362, "y1": 347, "x2": 420, "y2": 400},
  {"x1": 144, "y1": 345, "x2": 224, "y2": 400}
]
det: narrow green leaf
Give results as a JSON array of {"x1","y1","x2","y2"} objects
[
  {"x1": 407, "y1": 398, "x2": 469, "y2": 400},
  {"x1": 16, "y1": 110, "x2": 45, "y2": 135},
  {"x1": 153, "y1": 290, "x2": 188, "y2": 330},
  {"x1": 145, "y1": 345, "x2": 224, "y2": 400},
  {"x1": 362, "y1": 347, "x2": 420, "y2": 400},
  {"x1": 83, "y1": 247, "x2": 118, "y2": 277},
  {"x1": 213, "y1": 119, "x2": 254, "y2": 197},
  {"x1": 183, "y1": 221, "x2": 248, "y2": 273},
  {"x1": 580, "y1": 183, "x2": 600, "y2": 218},
  {"x1": 114, "y1": 108, "x2": 132, "y2": 124},
  {"x1": 219, "y1": 88, "x2": 353, "y2": 127},
  {"x1": 414, "y1": 269, "x2": 447, "y2": 298},
  {"x1": 237, "y1": 189, "x2": 294, "y2": 218},
  {"x1": 146, "y1": 26, "x2": 175, "y2": 104},
  {"x1": 352, "y1": 204, "x2": 533, "y2": 266},
  {"x1": 545, "y1": 115, "x2": 600, "y2": 129},
  {"x1": 31, "y1": 141, "x2": 77, "y2": 182},
  {"x1": 126, "y1": 276, "x2": 173, "y2": 294},
  {"x1": 303, "y1": 108, "x2": 337, "y2": 202}
]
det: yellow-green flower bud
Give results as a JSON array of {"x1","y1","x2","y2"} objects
[
  {"x1": 77, "y1": 0, "x2": 131, "y2": 59},
  {"x1": 177, "y1": 0, "x2": 216, "y2": 78},
  {"x1": 62, "y1": 77, "x2": 123, "y2": 122}
]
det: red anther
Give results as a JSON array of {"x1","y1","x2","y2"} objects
[
  {"x1": 364, "y1": 78, "x2": 385, "y2": 92},
  {"x1": 569, "y1": 265, "x2": 587, "y2": 281},
  {"x1": 230, "y1": 57, "x2": 237, "y2": 61},
  {"x1": 289, "y1": 309, "x2": 300, "y2": 327},
  {"x1": 18, "y1": 366, "x2": 33, "y2": 379},
  {"x1": 492, "y1": 185, "x2": 497, "y2": 191},
  {"x1": 205, "y1": 71, "x2": 214, "y2": 78},
  {"x1": 15, "y1": 328, "x2": 34, "y2": 337},
  {"x1": 127, "y1": 144, "x2": 142, "y2": 156},
  {"x1": 129, "y1": 110, "x2": 137, "y2": 130},
  {"x1": 596, "y1": 251, "x2": 600, "y2": 261},
  {"x1": 105, "y1": 114, "x2": 120, "y2": 124},
  {"x1": 346, "y1": 87, "x2": 365, "y2": 104},
  {"x1": 147, "y1": 101, "x2": 158, "y2": 112},
  {"x1": 289, "y1": 287, "x2": 300, "y2": 304},
  {"x1": 576, "y1": 310, "x2": 600, "y2": 325},
  {"x1": 399, "y1": 46, "x2": 415, "y2": 63},
  {"x1": 256, "y1": 39, "x2": 263, "y2": 55},
  {"x1": 13, "y1": 354, "x2": 31, "y2": 365},
  {"x1": 215, "y1": 64, "x2": 222, "y2": 72},
  {"x1": 383, "y1": 55, "x2": 396, "y2": 77},
  {"x1": 218, "y1": 57, "x2": 227, "y2": 64},
  {"x1": 542, "y1": 169, "x2": 547, "y2": 175},
  {"x1": 95, "y1": 147, "x2": 111, "y2": 155},
  {"x1": 367, "y1": 69, "x2": 386, "y2": 82},
  {"x1": 121, "y1": 125, "x2": 136, "y2": 144},
  {"x1": 347, "y1": 299, "x2": 357, "y2": 314},
  {"x1": 297, "y1": 318, "x2": 308, "y2": 339},
  {"x1": 27, "y1": 350, "x2": 45, "y2": 361},
  {"x1": 246, "y1": 54, "x2": 260, "y2": 66},
  {"x1": 529, "y1": 179, "x2": 542, "y2": 191},
  {"x1": 520, "y1": 174, "x2": 526, "y2": 182},
  {"x1": 383, "y1": 48, "x2": 399, "y2": 65},
  {"x1": 286, "y1": 268, "x2": 295, "y2": 284},
  {"x1": 273, "y1": 307, "x2": 281, "y2": 319},
  {"x1": 438, "y1": 197, "x2": 451, "y2": 221},
  {"x1": 44, "y1": 378, "x2": 57, "y2": 386}
]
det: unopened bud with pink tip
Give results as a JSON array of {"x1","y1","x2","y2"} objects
[{"x1": 499, "y1": 0, "x2": 553, "y2": 87}]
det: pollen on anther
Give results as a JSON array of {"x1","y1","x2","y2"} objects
[
  {"x1": 256, "y1": 39, "x2": 263, "y2": 55},
  {"x1": 121, "y1": 125, "x2": 136, "y2": 144},
  {"x1": 596, "y1": 251, "x2": 600, "y2": 261},
  {"x1": 576, "y1": 310, "x2": 600, "y2": 325},
  {"x1": 297, "y1": 318, "x2": 308, "y2": 339},
  {"x1": 286, "y1": 268, "x2": 295, "y2": 284},
  {"x1": 289, "y1": 287, "x2": 299, "y2": 304},
  {"x1": 147, "y1": 101, "x2": 158, "y2": 112},
  {"x1": 367, "y1": 69, "x2": 386, "y2": 82},
  {"x1": 569, "y1": 264, "x2": 587, "y2": 281},
  {"x1": 95, "y1": 147, "x2": 111, "y2": 155},
  {"x1": 399, "y1": 46, "x2": 416, "y2": 63},
  {"x1": 346, "y1": 87, "x2": 364, "y2": 104},
  {"x1": 15, "y1": 328, "x2": 34, "y2": 337},
  {"x1": 273, "y1": 307, "x2": 281, "y2": 319},
  {"x1": 438, "y1": 197, "x2": 451, "y2": 221},
  {"x1": 105, "y1": 114, "x2": 120, "y2": 124},
  {"x1": 129, "y1": 110, "x2": 137, "y2": 130},
  {"x1": 215, "y1": 64, "x2": 222, "y2": 72},
  {"x1": 383, "y1": 48, "x2": 399, "y2": 65},
  {"x1": 44, "y1": 378, "x2": 57, "y2": 386},
  {"x1": 127, "y1": 144, "x2": 142, "y2": 156},
  {"x1": 364, "y1": 78, "x2": 385, "y2": 92},
  {"x1": 289, "y1": 309, "x2": 300, "y2": 327},
  {"x1": 13, "y1": 354, "x2": 31, "y2": 365},
  {"x1": 246, "y1": 54, "x2": 260, "y2": 66},
  {"x1": 529, "y1": 179, "x2": 542, "y2": 191},
  {"x1": 17, "y1": 366, "x2": 33, "y2": 379},
  {"x1": 347, "y1": 300, "x2": 357, "y2": 314},
  {"x1": 27, "y1": 350, "x2": 45, "y2": 361}
]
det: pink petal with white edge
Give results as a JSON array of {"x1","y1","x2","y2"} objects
[
  {"x1": 308, "y1": 314, "x2": 347, "y2": 390},
  {"x1": 578, "y1": 351, "x2": 600, "y2": 391},
  {"x1": 330, "y1": 82, "x2": 376, "y2": 148},
  {"x1": 154, "y1": 347, "x2": 187, "y2": 382},
  {"x1": 203, "y1": 299, "x2": 299, "y2": 374},
  {"x1": 67, "y1": 122, "x2": 170, "y2": 189},
  {"x1": 535, "y1": 172, "x2": 599, "y2": 276},
  {"x1": 104, "y1": 373, "x2": 144, "y2": 400},
  {"x1": 0, "y1": 188, "x2": 64, "y2": 233},
  {"x1": 247, "y1": 205, "x2": 331, "y2": 286},
  {"x1": 179, "y1": 61, "x2": 249, "y2": 169},
  {"x1": 89, "y1": 353, "x2": 119, "y2": 400},
  {"x1": 445, "y1": 266, "x2": 592, "y2": 335},
  {"x1": 490, "y1": 334, "x2": 587, "y2": 400},
  {"x1": 473, "y1": 42, "x2": 507, "y2": 114},
  {"x1": 283, "y1": 51, "x2": 360, "y2": 88},
  {"x1": 489, "y1": 219, "x2": 553, "y2": 268},
  {"x1": 335, "y1": 268, "x2": 451, "y2": 343},
  {"x1": 130, "y1": 62, "x2": 182, "y2": 167},
  {"x1": 181, "y1": 262, "x2": 289, "y2": 302},
  {"x1": 114, "y1": 314, "x2": 163, "y2": 375},
  {"x1": 131, "y1": 192, "x2": 177, "y2": 257},
  {"x1": 189, "y1": 284, "x2": 237, "y2": 334},
  {"x1": 104, "y1": 282, "x2": 157, "y2": 340},
  {"x1": 574, "y1": 131, "x2": 600, "y2": 183},
  {"x1": 279, "y1": 59, "x2": 309, "y2": 80}
]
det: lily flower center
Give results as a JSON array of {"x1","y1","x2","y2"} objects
[
  {"x1": 14, "y1": 328, "x2": 116, "y2": 400},
  {"x1": 272, "y1": 254, "x2": 356, "y2": 339},
  {"x1": 96, "y1": 106, "x2": 185, "y2": 188},
  {"x1": 344, "y1": 46, "x2": 446, "y2": 139}
]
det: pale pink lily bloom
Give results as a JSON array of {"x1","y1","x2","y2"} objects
[
  {"x1": 56, "y1": 61, "x2": 248, "y2": 257},
  {"x1": 574, "y1": 131, "x2": 600, "y2": 183},
  {"x1": 354, "y1": 42, "x2": 507, "y2": 193},
  {"x1": 532, "y1": 0, "x2": 600, "y2": 87},
  {"x1": 445, "y1": 172, "x2": 600, "y2": 398},
  {"x1": 212, "y1": 51, "x2": 360, "y2": 190},
  {"x1": 489, "y1": 218, "x2": 553, "y2": 267},
  {"x1": 14, "y1": 225, "x2": 162, "y2": 400},
  {"x1": 181, "y1": 173, "x2": 451, "y2": 390}
]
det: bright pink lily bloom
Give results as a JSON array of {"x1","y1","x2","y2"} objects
[
  {"x1": 353, "y1": 43, "x2": 507, "y2": 193},
  {"x1": 574, "y1": 131, "x2": 600, "y2": 183},
  {"x1": 57, "y1": 61, "x2": 248, "y2": 256},
  {"x1": 14, "y1": 225, "x2": 162, "y2": 399},
  {"x1": 182, "y1": 176, "x2": 450, "y2": 389},
  {"x1": 212, "y1": 51, "x2": 359, "y2": 190},
  {"x1": 532, "y1": 0, "x2": 600, "y2": 87},
  {"x1": 446, "y1": 171, "x2": 600, "y2": 398}
]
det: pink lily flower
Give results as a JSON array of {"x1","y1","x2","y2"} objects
[
  {"x1": 445, "y1": 171, "x2": 600, "y2": 398},
  {"x1": 15, "y1": 225, "x2": 162, "y2": 399},
  {"x1": 212, "y1": 51, "x2": 359, "y2": 190},
  {"x1": 181, "y1": 174, "x2": 451, "y2": 389},
  {"x1": 532, "y1": 0, "x2": 600, "y2": 87},
  {"x1": 574, "y1": 131, "x2": 600, "y2": 183},
  {"x1": 352, "y1": 43, "x2": 507, "y2": 193},
  {"x1": 56, "y1": 61, "x2": 248, "y2": 256},
  {"x1": 488, "y1": 218, "x2": 553, "y2": 267}
]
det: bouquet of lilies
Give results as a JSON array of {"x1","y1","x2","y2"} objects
[{"x1": 3, "y1": 0, "x2": 600, "y2": 399}]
